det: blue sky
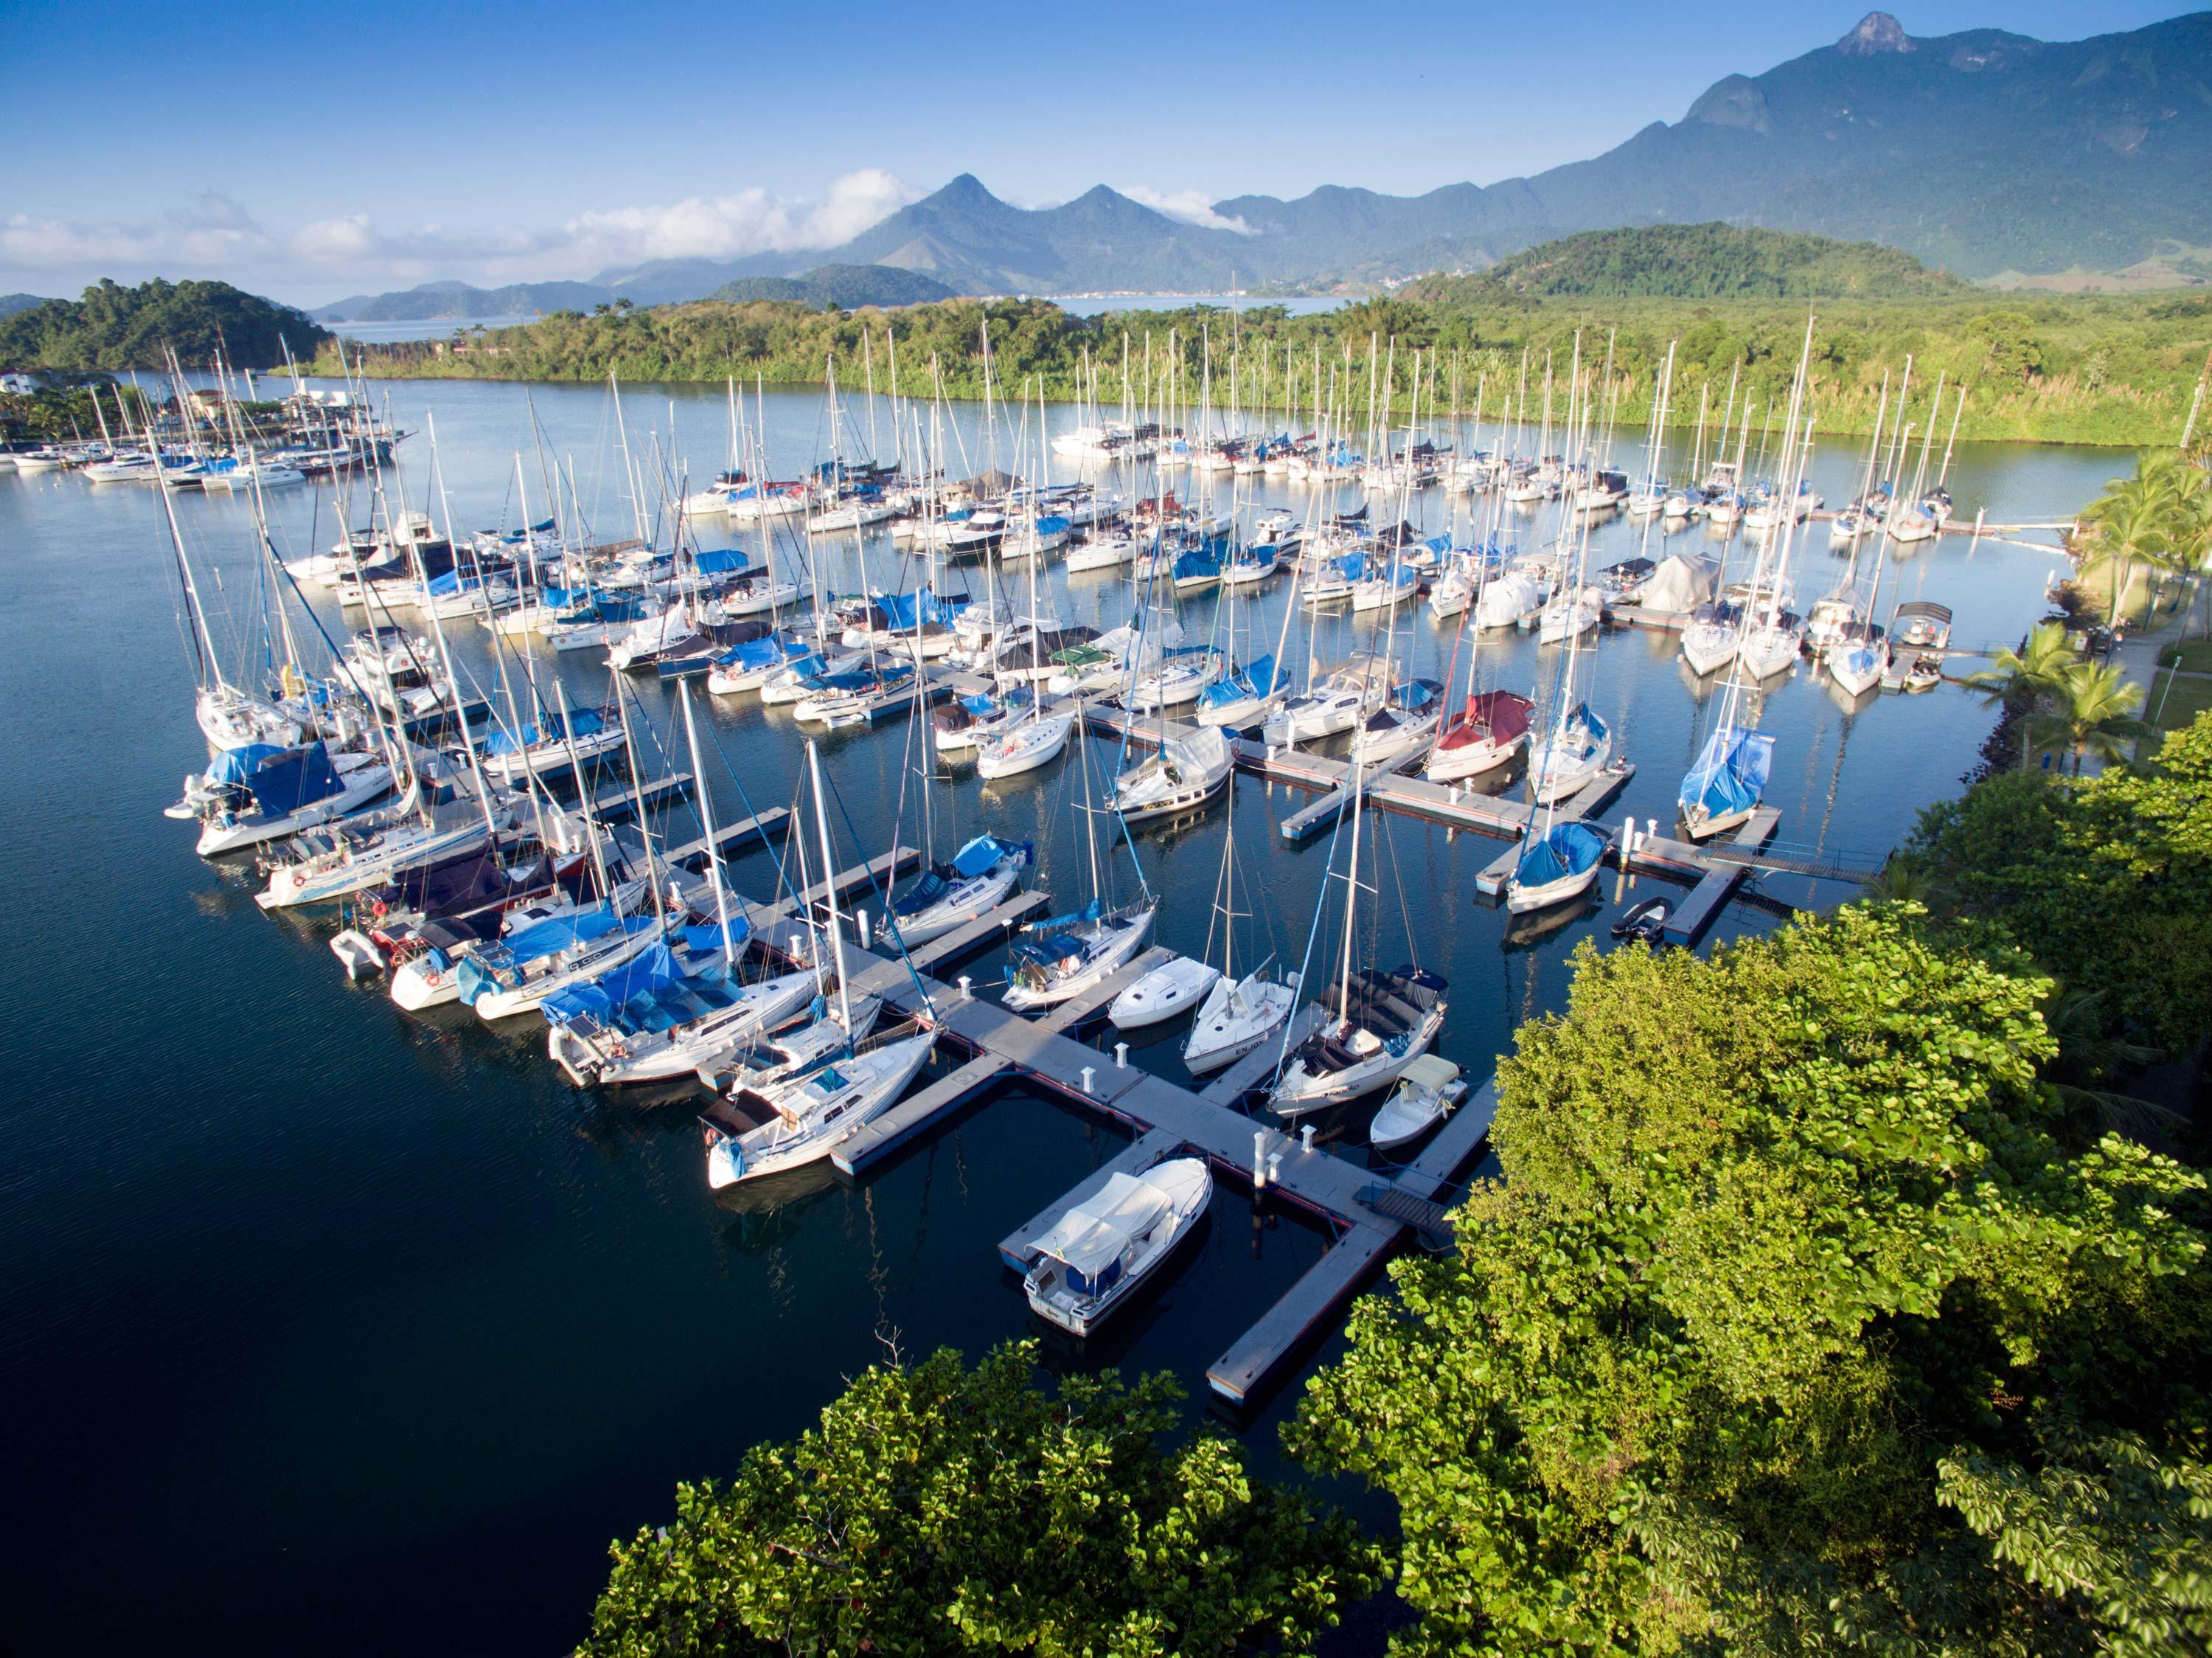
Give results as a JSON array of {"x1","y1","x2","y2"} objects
[{"x1": 0, "y1": 0, "x2": 2187, "y2": 305}]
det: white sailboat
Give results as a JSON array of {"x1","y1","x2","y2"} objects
[{"x1": 703, "y1": 741, "x2": 936, "y2": 1188}]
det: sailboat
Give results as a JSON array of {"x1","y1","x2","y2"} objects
[
  {"x1": 703, "y1": 743, "x2": 938, "y2": 1188},
  {"x1": 186, "y1": 741, "x2": 394, "y2": 855},
  {"x1": 877, "y1": 834, "x2": 1032, "y2": 948},
  {"x1": 1269, "y1": 748, "x2": 1447, "y2": 1113},
  {"x1": 1180, "y1": 769, "x2": 1295, "y2": 1073},
  {"x1": 1425, "y1": 690, "x2": 1533, "y2": 783},
  {"x1": 1111, "y1": 726, "x2": 1234, "y2": 825},
  {"x1": 1678, "y1": 724, "x2": 1776, "y2": 841}
]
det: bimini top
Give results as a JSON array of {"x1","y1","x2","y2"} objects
[{"x1": 1030, "y1": 1170, "x2": 1176, "y2": 1278}]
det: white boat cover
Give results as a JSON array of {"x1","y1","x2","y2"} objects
[
  {"x1": 1639, "y1": 554, "x2": 1720, "y2": 615},
  {"x1": 1032, "y1": 1170, "x2": 1175, "y2": 1278}
]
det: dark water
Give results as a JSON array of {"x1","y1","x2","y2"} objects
[{"x1": 0, "y1": 381, "x2": 2115, "y2": 1654}]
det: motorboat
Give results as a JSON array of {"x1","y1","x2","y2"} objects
[
  {"x1": 877, "y1": 835, "x2": 1031, "y2": 948},
  {"x1": 1610, "y1": 897, "x2": 1672, "y2": 945},
  {"x1": 1368, "y1": 1055, "x2": 1468, "y2": 1151},
  {"x1": 1269, "y1": 965, "x2": 1447, "y2": 1114},
  {"x1": 1111, "y1": 728, "x2": 1233, "y2": 825},
  {"x1": 1425, "y1": 690, "x2": 1533, "y2": 783},
  {"x1": 1003, "y1": 901, "x2": 1155, "y2": 1013},
  {"x1": 1506, "y1": 820, "x2": 1607, "y2": 913},
  {"x1": 1020, "y1": 1158, "x2": 1211, "y2": 1336},
  {"x1": 1180, "y1": 968, "x2": 1297, "y2": 1074},
  {"x1": 1109, "y1": 954, "x2": 1220, "y2": 1030}
]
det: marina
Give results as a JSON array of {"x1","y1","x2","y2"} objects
[{"x1": 1, "y1": 370, "x2": 2109, "y2": 1655}]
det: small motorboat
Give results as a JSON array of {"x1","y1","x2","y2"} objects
[
  {"x1": 1368, "y1": 1055, "x2": 1468, "y2": 1151},
  {"x1": 1609, "y1": 897, "x2": 1672, "y2": 945},
  {"x1": 1020, "y1": 1157, "x2": 1212, "y2": 1337}
]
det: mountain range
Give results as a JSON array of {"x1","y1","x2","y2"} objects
[{"x1": 316, "y1": 10, "x2": 2212, "y2": 319}]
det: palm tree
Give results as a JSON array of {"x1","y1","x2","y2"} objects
[
  {"x1": 2082, "y1": 468, "x2": 2177, "y2": 627},
  {"x1": 1963, "y1": 621, "x2": 2077, "y2": 767},
  {"x1": 2030, "y1": 659, "x2": 2148, "y2": 774},
  {"x1": 1861, "y1": 852, "x2": 1933, "y2": 905}
]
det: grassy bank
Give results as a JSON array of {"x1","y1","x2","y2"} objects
[{"x1": 296, "y1": 288, "x2": 2212, "y2": 448}]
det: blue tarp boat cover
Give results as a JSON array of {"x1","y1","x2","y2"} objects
[
  {"x1": 212, "y1": 741, "x2": 345, "y2": 816},
  {"x1": 714, "y1": 634, "x2": 801, "y2": 672},
  {"x1": 1034, "y1": 515, "x2": 1070, "y2": 536},
  {"x1": 1393, "y1": 679, "x2": 1440, "y2": 710},
  {"x1": 504, "y1": 907, "x2": 626, "y2": 963},
  {"x1": 1010, "y1": 933, "x2": 1086, "y2": 968},
  {"x1": 1514, "y1": 820, "x2": 1606, "y2": 888},
  {"x1": 950, "y1": 833, "x2": 1029, "y2": 878},
  {"x1": 685, "y1": 920, "x2": 745, "y2": 954},
  {"x1": 540, "y1": 943, "x2": 681, "y2": 1024},
  {"x1": 482, "y1": 706, "x2": 605, "y2": 757},
  {"x1": 1172, "y1": 547, "x2": 1221, "y2": 580},
  {"x1": 689, "y1": 547, "x2": 750, "y2": 575},
  {"x1": 1678, "y1": 726, "x2": 1775, "y2": 820},
  {"x1": 871, "y1": 588, "x2": 965, "y2": 631}
]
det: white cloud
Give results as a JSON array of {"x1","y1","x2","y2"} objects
[
  {"x1": 1, "y1": 192, "x2": 276, "y2": 270},
  {"x1": 564, "y1": 169, "x2": 922, "y2": 266},
  {"x1": 1116, "y1": 186, "x2": 1255, "y2": 235},
  {"x1": 0, "y1": 172, "x2": 924, "y2": 299}
]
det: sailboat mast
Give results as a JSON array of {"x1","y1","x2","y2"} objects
[
  {"x1": 807, "y1": 739, "x2": 855, "y2": 1034},
  {"x1": 680, "y1": 682, "x2": 737, "y2": 967}
]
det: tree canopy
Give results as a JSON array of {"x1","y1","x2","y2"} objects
[
  {"x1": 1447, "y1": 223, "x2": 1969, "y2": 300},
  {"x1": 582, "y1": 1342, "x2": 1382, "y2": 1657},
  {"x1": 1290, "y1": 903, "x2": 2209, "y2": 1656},
  {"x1": 0, "y1": 278, "x2": 328, "y2": 370}
]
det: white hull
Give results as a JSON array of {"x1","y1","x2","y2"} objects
[
  {"x1": 194, "y1": 760, "x2": 394, "y2": 856},
  {"x1": 975, "y1": 713, "x2": 1073, "y2": 781},
  {"x1": 1004, "y1": 909, "x2": 1155, "y2": 1012},
  {"x1": 706, "y1": 1034, "x2": 936, "y2": 1187},
  {"x1": 1109, "y1": 956, "x2": 1220, "y2": 1030},
  {"x1": 1506, "y1": 859, "x2": 1601, "y2": 913},
  {"x1": 1181, "y1": 973, "x2": 1295, "y2": 1074}
]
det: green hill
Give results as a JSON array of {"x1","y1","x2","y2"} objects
[
  {"x1": 0, "y1": 279, "x2": 330, "y2": 370},
  {"x1": 1419, "y1": 223, "x2": 1968, "y2": 300},
  {"x1": 706, "y1": 264, "x2": 959, "y2": 309}
]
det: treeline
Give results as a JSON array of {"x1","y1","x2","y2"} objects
[
  {"x1": 1464, "y1": 221, "x2": 1972, "y2": 299},
  {"x1": 0, "y1": 279, "x2": 330, "y2": 371},
  {"x1": 582, "y1": 715, "x2": 2212, "y2": 1656},
  {"x1": 298, "y1": 286, "x2": 2212, "y2": 447}
]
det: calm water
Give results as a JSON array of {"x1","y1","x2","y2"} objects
[{"x1": 0, "y1": 379, "x2": 2113, "y2": 1655}]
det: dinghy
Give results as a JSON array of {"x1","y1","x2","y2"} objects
[{"x1": 1368, "y1": 1055, "x2": 1467, "y2": 1150}]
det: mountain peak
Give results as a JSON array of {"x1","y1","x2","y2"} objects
[
  {"x1": 931, "y1": 173, "x2": 999, "y2": 207},
  {"x1": 1837, "y1": 11, "x2": 1913, "y2": 55}
]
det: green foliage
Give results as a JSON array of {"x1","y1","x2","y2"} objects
[
  {"x1": 1467, "y1": 223, "x2": 1969, "y2": 300},
  {"x1": 1967, "y1": 311, "x2": 2047, "y2": 384},
  {"x1": 1908, "y1": 715, "x2": 2212, "y2": 1056},
  {"x1": 0, "y1": 375, "x2": 155, "y2": 443},
  {"x1": 584, "y1": 1342, "x2": 1382, "y2": 1657},
  {"x1": 0, "y1": 277, "x2": 328, "y2": 370},
  {"x1": 298, "y1": 283, "x2": 2212, "y2": 448},
  {"x1": 1290, "y1": 905, "x2": 2210, "y2": 1657},
  {"x1": 708, "y1": 263, "x2": 959, "y2": 310}
]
